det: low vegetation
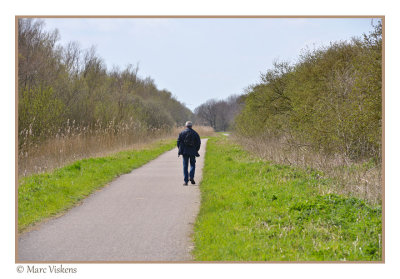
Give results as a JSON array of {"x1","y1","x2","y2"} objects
[
  {"x1": 193, "y1": 136, "x2": 382, "y2": 261},
  {"x1": 18, "y1": 139, "x2": 176, "y2": 233},
  {"x1": 233, "y1": 135, "x2": 381, "y2": 204}
]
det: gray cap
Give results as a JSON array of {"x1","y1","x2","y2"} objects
[{"x1": 185, "y1": 121, "x2": 193, "y2": 127}]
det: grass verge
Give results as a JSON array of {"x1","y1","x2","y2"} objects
[
  {"x1": 18, "y1": 139, "x2": 176, "y2": 233},
  {"x1": 193, "y1": 135, "x2": 382, "y2": 261}
]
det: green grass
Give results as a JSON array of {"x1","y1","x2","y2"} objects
[
  {"x1": 193, "y1": 135, "x2": 382, "y2": 261},
  {"x1": 18, "y1": 139, "x2": 176, "y2": 232}
]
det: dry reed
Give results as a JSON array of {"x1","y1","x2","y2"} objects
[
  {"x1": 18, "y1": 122, "x2": 215, "y2": 178},
  {"x1": 189, "y1": 125, "x2": 216, "y2": 137}
]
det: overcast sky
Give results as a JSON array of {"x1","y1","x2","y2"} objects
[{"x1": 43, "y1": 17, "x2": 377, "y2": 111}]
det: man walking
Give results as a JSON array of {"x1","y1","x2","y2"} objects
[{"x1": 177, "y1": 121, "x2": 201, "y2": 186}]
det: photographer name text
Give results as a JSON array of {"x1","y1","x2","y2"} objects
[{"x1": 19, "y1": 264, "x2": 77, "y2": 274}]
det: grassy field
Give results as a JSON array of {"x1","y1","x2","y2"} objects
[
  {"x1": 18, "y1": 139, "x2": 176, "y2": 232},
  {"x1": 193, "y1": 135, "x2": 382, "y2": 261}
]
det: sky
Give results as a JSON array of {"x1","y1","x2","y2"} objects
[{"x1": 43, "y1": 17, "x2": 378, "y2": 111}]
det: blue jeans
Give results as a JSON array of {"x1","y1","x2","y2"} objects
[{"x1": 182, "y1": 155, "x2": 196, "y2": 183}]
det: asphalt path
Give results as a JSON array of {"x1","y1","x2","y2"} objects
[{"x1": 18, "y1": 139, "x2": 207, "y2": 262}]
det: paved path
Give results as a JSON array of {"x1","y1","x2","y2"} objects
[{"x1": 18, "y1": 139, "x2": 207, "y2": 262}]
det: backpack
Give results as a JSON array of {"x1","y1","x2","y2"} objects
[{"x1": 184, "y1": 130, "x2": 196, "y2": 147}]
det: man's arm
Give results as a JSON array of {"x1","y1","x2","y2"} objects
[
  {"x1": 196, "y1": 133, "x2": 201, "y2": 151},
  {"x1": 177, "y1": 133, "x2": 181, "y2": 148}
]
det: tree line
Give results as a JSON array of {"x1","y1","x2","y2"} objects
[{"x1": 18, "y1": 19, "x2": 193, "y2": 150}]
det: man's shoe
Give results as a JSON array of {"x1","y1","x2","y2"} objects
[
  {"x1": 183, "y1": 182, "x2": 188, "y2": 186},
  {"x1": 190, "y1": 178, "x2": 196, "y2": 185}
]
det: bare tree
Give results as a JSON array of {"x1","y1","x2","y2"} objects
[
  {"x1": 18, "y1": 18, "x2": 61, "y2": 90},
  {"x1": 194, "y1": 95, "x2": 242, "y2": 131},
  {"x1": 194, "y1": 99, "x2": 218, "y2": 129}
]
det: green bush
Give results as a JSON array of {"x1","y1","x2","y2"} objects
[{"x1": 235, "y1": 21, "x2": 382, "y2": 162}]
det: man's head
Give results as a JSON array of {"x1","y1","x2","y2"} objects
[{"x1": 185, "y1": 121, "x2": 193, "y2": 128}]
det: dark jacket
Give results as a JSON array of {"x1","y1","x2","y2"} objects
[{"x1": 177, "y1": 128, "x2": 201, "y2": 157}]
